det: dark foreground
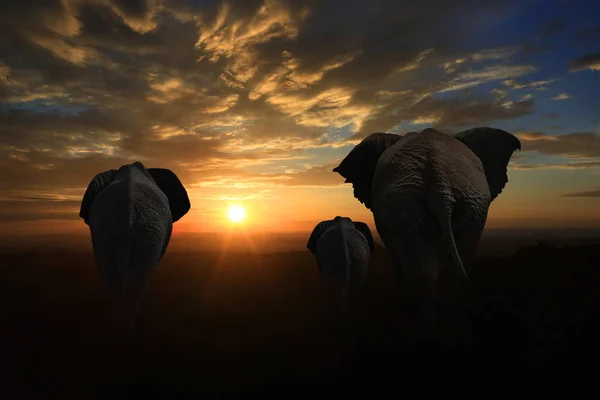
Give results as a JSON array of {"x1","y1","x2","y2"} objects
[{"x1": 1, "y1": 242, "x2": 600, "y2": 398}]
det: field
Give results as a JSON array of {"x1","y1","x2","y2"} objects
[{"x1": 1, "y1": 232, "x2": 600, "y2": 398}]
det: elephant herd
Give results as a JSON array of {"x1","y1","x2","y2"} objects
[{"x1": 79, "y1": 127, "x2": 521, "y2": 344}]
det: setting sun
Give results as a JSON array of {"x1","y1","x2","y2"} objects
[{"x1": 227, "y1": 205, "x2": 246, "y2": 223}]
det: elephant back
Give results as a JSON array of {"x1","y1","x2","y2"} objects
[
  {"x1": 90, "y1": 181, "x2": 172, "y2": 287},
  {"x1": 315, "y1": 225, "x2": 370, "y2": 287}
]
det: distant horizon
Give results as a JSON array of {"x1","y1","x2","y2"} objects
[
  {"x1": 4, "y1": 216, "x2": 600, "y2": 238},
  {"x1": 3, "y1": 226, "x2": 600, "y2": 259},
  {"x1": 4, "y1": 223, "x2": 600, "y2": 238}
]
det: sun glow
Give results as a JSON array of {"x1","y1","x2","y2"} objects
[{"x1": 227, "y1": 205, "x2": 246, "y2": 223}]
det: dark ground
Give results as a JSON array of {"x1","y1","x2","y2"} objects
[{"x1": 1, "y1": 238, "x2": 600, "y2": 399}]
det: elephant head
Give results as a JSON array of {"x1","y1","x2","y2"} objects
[
  {"x1": 79, "y1": 161, "x2": 191, "y2": 331},
  {"x1": 333, "y1": 127, "x2": 520, "y2": 344},
  {"x1": 307, "y1": 216, "x2": 374, "y2": 307}
]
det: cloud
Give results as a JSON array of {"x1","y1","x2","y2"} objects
[
  {"x1": 511, "y1": 161, "x2": 600, "y2": 170},
  {"x1": 0, "y1": 0, "x2": 552, "y2": 211},
  {"x1": 551, "y1": 93, "x2": 570, "y2": 100},
  {"x1": 569, "y1": 52, "x2": 600, "y2": 72},
  {"x1": 517, "y1": 131, "x2": 600, "y2": 158},
  {"x1": 195, "y1": 0, "x2": 311, "y2": 87},
  {"x1": 351, "y1": 92, "x2": 534, "y2": 139},
  {"x1": 413, "y1": 97, "x2": 535, "y2": 129},
  {"x1": 195, "y1": 161, "x2": 345, "y2": 189},
  {"x1": 561, "y1": 187, "x2": 600, "y2": 198},
  {"x1": 0, "y1": 63, "x2": 68, "y2": 102},
  {"x1": 440, "y1": 65, "x2": 537, "y2": 93},
  {"x1": 470, "y1": 46, "x2": 521, "y2": 62},
  {"x1": 502, "y1": 79, "x2": 556, "y2": 91}
]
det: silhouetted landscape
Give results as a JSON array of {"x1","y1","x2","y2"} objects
[
  {"x1": 1, "y1": 232, "x2": 600, "y2": 398},
  {"x1": 2, "y1": 0, "x2": 600, "y2": 397}
]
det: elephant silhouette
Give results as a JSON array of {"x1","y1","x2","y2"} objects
[
  {"x1": 307, "y1": 216, "x2": 374, "y2": 306},
  {"x1": 333, "y1": 127, "x2": 521, "y2": 343},
  {"x1": 79, "y1": 161, "x2": 190, "y2": 330}
]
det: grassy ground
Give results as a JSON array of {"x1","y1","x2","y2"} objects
[{"x1": 1, "y1": 242, "x2": 599, "y2": 398}]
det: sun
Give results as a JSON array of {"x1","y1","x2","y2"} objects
[{"x1": 227, "y1": 205, "x2": 246, "y2": 223}]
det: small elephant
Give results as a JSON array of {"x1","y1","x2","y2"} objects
[
  {"x1": 333, "y1": 127, "x2": 521, "y2": 342},
  {"x1": 79, "y1": 161, "x2": 190, "y2": 329},
  {"x1": 307, "y1": 216, "x2": 375, "y2": 305}
]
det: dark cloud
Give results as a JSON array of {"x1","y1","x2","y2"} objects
[
  {"x1": 0, "y1": 197, "x2": 82, "y2": 222},
  {"x1": 350, "y1": 93, "x2": 534, "y2": 140},
  {"x1": 517, "y1": 131, "x2": 600, "y2": 158},
  {"x1": 569, "y1": 52, "x2": 600, "y2": 72},
  {"x1": 414, "y1": 97, "x2": 534, "y2": 129},
  {"x1": 562, "y1": 188, "x2": 600, "y2": 198},
  {"x1": 512, "y1": 160, "x2": 600, "y2": 170}
]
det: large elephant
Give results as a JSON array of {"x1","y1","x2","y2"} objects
[
  {"x1": 333, "y1": 127, "x2": 521, "y2": 343},
  {"x1": 307, "y1": 216, "x2": 375, "y2": 307},
  {"x1": 79, "y1": 161, "x2": 191, "y2": 330}
]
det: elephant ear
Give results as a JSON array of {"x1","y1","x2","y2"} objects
[
  {"x1": 454, "y1": 127, "x2": 521, "y2": 201},
  {"x1": 332, "y1": 133, "x2": 403, "y2": 210},
  {"x1": 147, "y1": 168, "x2": 191, "y2": 223},
  {"x1": 307, "y1": 220, "x2": 335, "y2": 254},
  {"x1": 353, "y1": 221, "x2": 375, "y2": 252},
  {"x1": 79, "y1": 169, "x2": 118, "y2": 226}
]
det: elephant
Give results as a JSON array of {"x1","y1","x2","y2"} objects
[
  {"x1": 332, "y1": 127, "x2": 521, "y2": 344},
  {"x1": 307, "y1": 216, "x2": 375, "y2": 307},
  {"x1": 79, "y1": 161, "x2": 190, "y2": 330}
]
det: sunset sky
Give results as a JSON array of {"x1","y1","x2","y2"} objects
[{"x1": 1, "y1": 0, "x2": 600, "y2": 237}]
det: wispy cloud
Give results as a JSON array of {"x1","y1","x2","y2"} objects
[
  {"x1": 512, "y1": 161, "x2": 600, "y2": 170},
  {"x1": 562, "y1": 187, "x2": 600, "y2": 197},
  {"x1": 440, "y1": 65, "x2": 537, "y2": 93},
  {"x1": 551, "y1": 93, "x2": 570, "y2": 100},
  {"x1": 502, "y1": 79, "x2": 556, "y2": 91}
]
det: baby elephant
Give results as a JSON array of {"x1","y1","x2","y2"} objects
[{"x1": 307, "y1": 216, "x2": 375, "y2": 305}]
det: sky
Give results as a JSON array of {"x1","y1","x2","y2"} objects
[{"x1": 0, "y1": 0, "x2": 600, "y2": 237}]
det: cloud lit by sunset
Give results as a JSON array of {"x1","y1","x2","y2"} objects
[{"x1": 1, "y1": 0, "x2": 600, "y2": 239}]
